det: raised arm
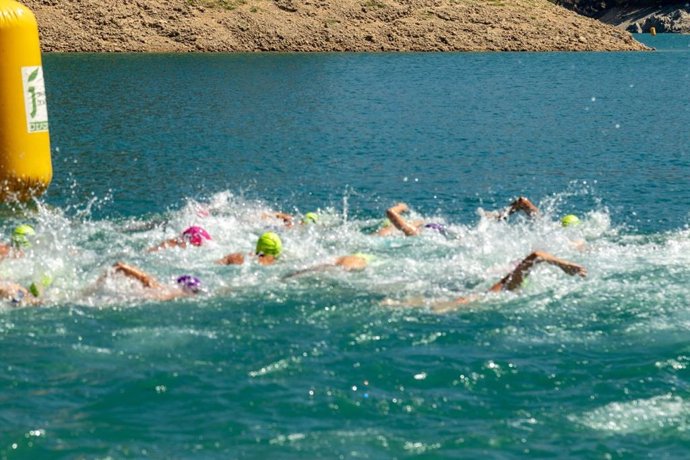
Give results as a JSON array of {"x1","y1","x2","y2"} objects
[
  {"x1": 386, "y1": 203, "x2": 421, "y2": 236},
  {"x1": 493, "y1": 196, "x2": 540, "y2": 220},
  {"x1": 489, "y1": 250, "x2": 586, "y2": 292},
  {"x1": 113, "y1": 262, "x2": 162, "y2": 289}
]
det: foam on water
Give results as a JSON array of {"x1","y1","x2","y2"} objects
[
  {"x1": 3, "y1": 188, "x2": 690, "y2": 455},
  {"x1": 572, "y1": 394, "x2": 690, "y2": 435},
  {"x1": 0, "y1": 187, "x2": 686, "y2": 319}
]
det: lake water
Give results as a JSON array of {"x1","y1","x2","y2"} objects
[{"x1": 1, "y1": 34, "x2": 689, "y2": 458}]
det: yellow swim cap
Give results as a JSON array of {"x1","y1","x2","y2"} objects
[
  {"x1": 256, "y1": 232, "x2": 283, "y2": 257},
  {"x1": 303, "y1": 212, "x2": 318, "y2": 224},
  {"x1": 561, "y1": 215, "x2": 581, "y2": 227}
]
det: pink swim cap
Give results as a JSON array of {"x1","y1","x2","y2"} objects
[{"x1": 181, "y1": 226, "x2": 211, "y2": 246}]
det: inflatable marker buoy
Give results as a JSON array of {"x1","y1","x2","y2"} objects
[{"x1": 0, "y1": 0, "x2": 52, "y2": 202}]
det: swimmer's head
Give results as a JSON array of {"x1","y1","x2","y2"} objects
[
  {"x1": 380, "y1": 218, "x2": 392, "y2": 228},
  {"x1": 177, "y1": 275, "x2": 202, "y2": 294},
  {"x1": 256, "y1": 232, "x2": 282, "y2": 258},
  {"x1": 561, "y1": 214, "x2": 581, "y2": 228},
  {"x1": 11, "y1": 224, "x2": 36, "y2": 248},
  {"x1": 424, "y1": 222, "x2": 448, "y2": 236},
  {"x1": 181, "y1": 226, "x2": 211, "y2": 246},
  {"x1": 302, "y1": 212, "x2": 318, "y2": 224}
]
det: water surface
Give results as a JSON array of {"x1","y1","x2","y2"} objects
[{"x1": 1, "y1": 35, "x2": 689, "y2": 459}]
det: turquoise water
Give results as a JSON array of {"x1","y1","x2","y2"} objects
[{"x1": 2, "y1": 34, "x2": 690, "y2": 458}]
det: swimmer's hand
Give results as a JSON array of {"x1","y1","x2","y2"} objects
[
  {"x1": 216, "y1": 253, "x2": 245, "y2": 265},
  {"x1": 559, "y1": 261, "x2": 587, "y2": 277},
  {"x1": 388, "y1": 203, "x2": 409, "y2": 214},
  {"x1": 536, "y1": 252, "x2": 587, "y2": 277}
]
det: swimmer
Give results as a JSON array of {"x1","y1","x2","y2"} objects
[
  {"x1": 479, "y1": 196, "x2": 539, "y2": 220},
  {"x1": 105, "y1": 262, "x2": 202, "y2": 301},
  {"x1": 0, "y1": 280, "x2": 41, "y2": 306},
  {"x1": 0, "y1": 224, "x2": 36, "y2": 260},
  {"x1": 284, "y1": 253, "x2": 372, "y2": 279},
  {"x1": 384, "y1": 251, "x2": 586, "y2": 313},
  {"x1": 147, "y1": 226, "x2": 211, "y2": 252},
  {"x1": 262, "y1": 211, "x2": 319, "y2": 228},
  {"x1": 383, "y1": 203, "x2": 448, "y2": 237},
  {"x1": 216, "y1": 231, "x2": 282, "y2": 266},
  {"x1": 482, "y1": 197, "x2": 584, "y2": 227}
]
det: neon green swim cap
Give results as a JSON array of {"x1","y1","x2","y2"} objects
[
  {"x1": 11, "y1": 224, "x2": 36, "y2": 248},
  {"x1": 303, "y1": 212, "x2": 318, "y2": 224},
  {"x1": 561, "y1": 214, "x2": 581, "y2": 227},
  {"x1": 256, "y1": 232, "x2": 282, "y2": 257}
]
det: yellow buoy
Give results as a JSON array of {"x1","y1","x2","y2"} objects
[
  {"x1": 649, "y1": 26, "x2": 657, "y2": 36},
  {"x1": 0, "y1": 0, "x2": 52, "y2": 202}
]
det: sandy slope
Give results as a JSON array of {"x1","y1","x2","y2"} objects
[{"x1": 20, "y1": 0, "x2": 648, "y2": 52}]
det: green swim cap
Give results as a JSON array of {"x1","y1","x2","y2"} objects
[
  {"x1": 381, "y1": 218, "x2": 392, "y2": 228},
  {"x1": 561, "y1": 214, "x2": 581, "y2": 227},
  {"x1": 256, "y1": 232, "x2": 282, "y2": 257},
  {"x1": 28, "y1": 274, "x2": 53, "y2": 297},
  {"x1": 28, "y1": 283, "x2": 40, "y2": 297},
  {"x1": 11, "y1": 224, "x2": 36, "y2": 248},
  {"x1": 303, "y1": 212, "x2": 318, "y2": 224}
]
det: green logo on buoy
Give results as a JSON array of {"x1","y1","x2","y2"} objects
[{"x1": 21, "y1": 66, "x2": 49, "y2": 133}]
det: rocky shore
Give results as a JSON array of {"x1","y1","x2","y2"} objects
[
  {"x1": 19, "y1": 0, "x2": 649, "y2": 52},
  {"x1": 554, "y1": 1, "x2": 690, "y2": 33}
]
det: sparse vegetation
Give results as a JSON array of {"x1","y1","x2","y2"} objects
[
  {"x1": 362, "y1": 0, "x2": 386, "y2": 9},
  {"x1": 188, "y1": 0, "x2": 247, "y2": 10}
]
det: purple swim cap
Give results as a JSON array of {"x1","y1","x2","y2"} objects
[
  {"x1": 181, "y1": 226, "x2": 211, "y2": 247},
  {"x1": 177, "y1": 275, "x2": 202, "y2": 293},
  {"x1": 424, "y1": 222, "x2": 448, "y2": 235}
]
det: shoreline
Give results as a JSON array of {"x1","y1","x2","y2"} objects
[{"x1": 20, "y1": 0, "x2": 650, "y2": 53}]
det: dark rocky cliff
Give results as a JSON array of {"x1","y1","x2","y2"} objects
[{"x1": 552, "y1": 0, "x2": 690, "y2": 33}]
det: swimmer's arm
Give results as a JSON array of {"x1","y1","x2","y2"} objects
[
  {"x1": 262, "y1": 212, "x2": 294, "y2": 228},
  {"x1": 274, "y1": 212, "x2": 294, "y2": 228},
  {"x1": 147, "y1": 238, "x2": 186, "y2": 252},
  {"x1": 216, "y1": 252, "x2": 245, "y2": 265},
  {"x1": 386, "y1": 203, "x2": 420, "y2": 237},
  {"x1": 489, "y1": 251, "x2": 586, "y2": 292},
  {"x1": 283, "y1": 264, "x2": 335, "y2": 279},
  {"x1": 491, "y1": 196, "x2": 539, "y2": 220},
  {"x1": 431, "y1": 294, "x2": 481, "y2": 313},
  {"x1": 376, "y1": 225, "x2": 397, "y2": 237},
  {"x1": 335, "y1": 255, "x2": 368, "y2": 271},
  {"x1": 509, "y1": 197, "x2": 539, "y2": 217},
  {"x1": 381, "y1": 293, "x2": 480, "y2": 313},
  {"x1": 148, "y1": 287, "x2": 188, "y2": 301},
  {"x1": 285, "y1": 255, "x2": 368, "y2": 279},
  {"x1": 113, "y1": 262, "x2": 161, "y2": 289}
]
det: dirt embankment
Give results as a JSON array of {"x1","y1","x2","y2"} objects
[{"x1": 19, "y1": 0, "x2": 649, "y2": 52}]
